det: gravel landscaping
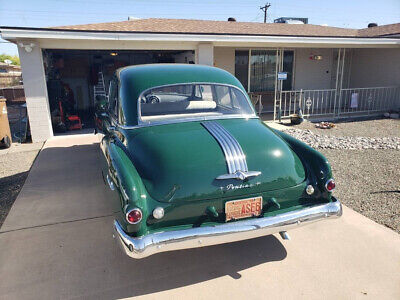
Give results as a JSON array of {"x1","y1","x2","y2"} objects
[
  {"x1": 321, "y1": 149, "x2": 399, "y2": 233},
  {"x1": 285, "y1": 128, "x2": 400, "y2": 150},
  {"x1": 283, "y1": 119, "x2": 400, "y2": 233},
  {"x1": 294, "y1": 118, "x2": 400, "y2": 138},
  {"x1": 0, "y1": 147, "x2": 41, "y2": 228}
]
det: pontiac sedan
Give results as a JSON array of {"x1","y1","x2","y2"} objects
[{"x1": 97, "y1": 64, "x2": 342, "y2": 259}]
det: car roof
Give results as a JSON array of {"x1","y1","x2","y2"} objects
[{"x1": 117, "y1": 64, "x2": 247, "y2": 126}]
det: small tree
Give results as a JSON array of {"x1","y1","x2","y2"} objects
[{"x1": 0, "y1": 53, "x2": 20, "y2": 65}]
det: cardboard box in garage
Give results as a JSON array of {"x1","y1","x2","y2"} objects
[{"x1": 0, "y1": 97, "x2": 12, "y2": 148}]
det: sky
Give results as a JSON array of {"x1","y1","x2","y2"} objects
[{"x1": 0, "y1": 0, "x2": 399, "y2": 55}]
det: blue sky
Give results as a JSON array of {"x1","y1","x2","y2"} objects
[{"x1": 1, "y1": 0, "x2": 399, "y2": 55}]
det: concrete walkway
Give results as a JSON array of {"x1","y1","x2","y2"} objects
[{"x1": 0, "y1": 134, "x2": 399, "y2": 300}]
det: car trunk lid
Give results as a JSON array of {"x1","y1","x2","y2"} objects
[{"x1": 126, "y1": 118, "x2": 305, "y2": 203}]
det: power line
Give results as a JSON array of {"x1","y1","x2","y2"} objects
[{"x1": 259, "y1": 3, "x2": 271, "y2": 23}]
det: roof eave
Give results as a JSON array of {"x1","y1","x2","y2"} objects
[{"x1": 1, "y1": 27, "x2": 399, "y2": 47}]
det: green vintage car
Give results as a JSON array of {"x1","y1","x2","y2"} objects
[{"x1": 97, "y1": 64, "x2": 342, "y2": 259}]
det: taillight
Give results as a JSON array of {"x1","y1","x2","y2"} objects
[
  {"x1": 126, "y1": 208, "x2": 142, "y2": 224},
  {"x1": 325, "y1": 179, "x2": 336, "y2": 192}
]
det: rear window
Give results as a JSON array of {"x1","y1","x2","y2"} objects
[{"x1": 139, "y1": 83, "x2": 254, "y2": 124}]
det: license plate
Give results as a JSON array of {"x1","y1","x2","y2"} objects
[{"x1": 225, "y1": 196, "x2": 263, "y2": 222}]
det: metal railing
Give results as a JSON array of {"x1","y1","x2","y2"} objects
[
  {"x1": 275, "y1": 86, "x2": 399, "y2": 120},
  {"x1": 278, "y1": 89, "x2": 336, "y2": 119},
  {"x1": 338, "y1": 86, "x2": 399, "y2": 115}
]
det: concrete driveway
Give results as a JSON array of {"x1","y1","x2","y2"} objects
[{"x1": 0, "y1": 134, "x2": 399, "y2": 300}]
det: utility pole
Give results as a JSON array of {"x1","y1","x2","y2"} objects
[{"x1": 260, "y1": 3, "x2": 271, "y2": 23}]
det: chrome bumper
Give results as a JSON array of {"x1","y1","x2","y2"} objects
[{"x1": 113, "y1": 199, "x2": 342, "y2": 259}]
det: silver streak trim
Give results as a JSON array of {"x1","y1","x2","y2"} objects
[
  {"x1": 202, "y1": 121, "x2": 248, "y2": 173},
  {"x1": 114, "y1": 198, "x2": 342, "y2": 259},
  {"x1": 215, "y1": 170, "x2": 261, "y2": 180}
]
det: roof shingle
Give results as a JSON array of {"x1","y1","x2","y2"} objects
[
  {"x1": 48, "y1": 18, "x2": 400, "y2": 38},
  {"x1": 51, "y1": 18, "x2": 362, "y2": 37},
  {"x1": 358, "y1": 23, "x2": 400, "y2": 37}
]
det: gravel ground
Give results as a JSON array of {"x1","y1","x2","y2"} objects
[
  {"x1": 0, "y1": 149, "x2": 40, "y2": 228},
  {"x1": 294, "y1": 118, "x2": 400, "y2": 138},
  {"x1": 321, "y1": 149, "x2": 400, "y2": 233},
  {"x1": 282, "y1": 118, "x2": 399, "y2": 233},
  {"x1": 285, "y1": 128, "x2": 400, "y2": 150}
]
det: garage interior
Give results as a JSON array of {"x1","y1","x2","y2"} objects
[{"x1": 42, "y1": 49, "x2": 195, "y2": 134}]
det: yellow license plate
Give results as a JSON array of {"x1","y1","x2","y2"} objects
[{"x1": 225, "y1": 196, "x2": 263, "y2": 222}]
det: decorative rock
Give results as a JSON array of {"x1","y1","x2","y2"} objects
[{"x1": 284, "y1": 128, "x2": 400, "y2": 150}]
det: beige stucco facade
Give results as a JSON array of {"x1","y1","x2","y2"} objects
[
  {"x1": 350, "y1": 48, "x2": 400, "y2": 87},
  {"x1": 1, "y1": 28, "x2": 399, "y2": 141},
  {"x1": 293, "y1": 48, "x2": 334, "y2": 90},
  {"x1": 214, "y1": 47, "x2": 235, "y2": 75},
  {"x1": 18, "y1": 44, "x2": 53, "y2": 142}
]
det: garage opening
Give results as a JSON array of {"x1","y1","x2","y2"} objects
[{"x1": 42, "y1": 49, "x2": 195, "y2": 135}]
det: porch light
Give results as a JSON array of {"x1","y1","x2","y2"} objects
[
  {"x1": 110, "y1": 52, "x2": 118, "y2": 56},
  {"x1": 309, "y1": 55, "x2": 323, "y2": 61}
]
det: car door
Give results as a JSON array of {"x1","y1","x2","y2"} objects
[{"x1": 100, "y1": 77, "x2": 118, "y2": 186}]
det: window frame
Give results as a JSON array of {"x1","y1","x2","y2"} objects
[
  {"x1": 136, "y1": 82, "x2": 257, "y2": 126},
  {"x1": 234, "y1": 48, "x2": 296, "y2": 93},
  {"x1": 108, "y1": 77, "x2": 120, "y2": 121}
]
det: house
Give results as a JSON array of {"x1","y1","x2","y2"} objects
[
  {"x1": 0, "y1": 61, "x2": 22, "y2": 87},
  {"x1": 0, "y1": 18, "x2": 399, "y2": 142}
]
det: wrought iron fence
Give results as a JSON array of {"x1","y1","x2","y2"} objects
[
  {"x1": 275, "y1": 86, "x2": 399, "y2": 120},
  {"x1": 338, "y1": 86, "x2": 399, "y2": 115},
  {"x1": 278, "y1": 89, "x2": 336, "y2": 119}
]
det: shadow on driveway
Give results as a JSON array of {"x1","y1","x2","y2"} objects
[{"x1": 0, "y1": 139, "x2": 287, "y2": 299}]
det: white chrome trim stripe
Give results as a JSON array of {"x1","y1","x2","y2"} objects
[{"x1": 202, "y1": 121, "x2": 248, "y2": 173}]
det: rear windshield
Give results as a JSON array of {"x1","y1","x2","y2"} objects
[{"x1": 139, "y1": 83, "x2": 255, "y2": 124}]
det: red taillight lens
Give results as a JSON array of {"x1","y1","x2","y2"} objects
[
  {"x1": 126, "y1": 208, "x2": 142, "y2": 224},
  {"x1": 325, "y1": 179, "x2": 336, "y2": 192}
]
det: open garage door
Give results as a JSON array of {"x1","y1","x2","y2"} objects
[{"x1": 42, "y1": 49, "x2": 195, "y2": 135}]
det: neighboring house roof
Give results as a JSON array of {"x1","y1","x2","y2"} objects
[
  {"x1": 358, "y1": 23, "x2": 400, "y2": 37},
  {"x1": 0, "y1": 62, "x2": 21, "y2": 71},
  {"x1": 49, "y1": 18, "x2": 399, "y2": 38}
]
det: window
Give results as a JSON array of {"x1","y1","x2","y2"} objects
[
  {"x1": 235, "y1": 51, "x2": 249, "y2": 91},
  {"x1": 282, "y1": 51, "x2": 294, "y2": 91},
  {"x1": 234, "y1": 49, "x2": 295, "y2": 92},
  {"x1": 250, "y1": 50, "x2": 277, "y2": 92},
  {"x1": 108, "y1": 79, "x2": 118, "y2": 118},
  {"x1": 139, "y1": 83, "x2": 254, "y2": 124}
]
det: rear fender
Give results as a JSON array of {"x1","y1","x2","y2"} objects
[
  {"x1": 272, "y1": 129, "x2": 333, "y2": 199},
  {"x1": 108, "y1": 142, "x2": 149, "y2": 236}
]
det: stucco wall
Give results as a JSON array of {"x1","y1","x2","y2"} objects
[
  {"x1": 293, "y1": 48, "x2": 334, "y2": 90},
  {"x1": 18, "y1": 44, "x2": 53, "y2": 142},
  {"x1": 214, "y1": 47, "x2": 235, "y2": 75},
  {"x1": 197, "y1": 43, "x2": 214, "y2": 66},
  {"x1": 349, "y1": 48, "x2": 400, "y2": 87}
]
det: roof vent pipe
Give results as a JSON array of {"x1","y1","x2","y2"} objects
[
  {"x1": 368, "y1": 23, "x2": 378, "y2": 28},
  {"x1": 228, "y1": 17, "x2": 236, "y2": 22}
]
